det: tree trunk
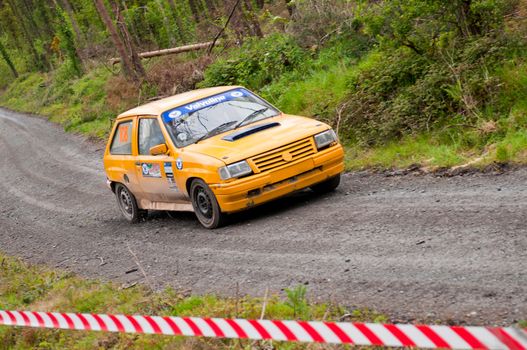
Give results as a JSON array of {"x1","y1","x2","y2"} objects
[
  {"x1": 243, "y1": 0, "x2": 263, "y2": 38},
  {"x1": 188, "y1": 0, "x2": 201, "y2": 22},
  {"x1": 93, "y1": 0, "x2": 142, "y2": 83},
  {"x1": 455, "y1": 0, "x2": 479, "y2": 37},
  {"x1": 7, "y1": 0, "x2": 47, "y2": 71},
  {"x1": 120, "y1": 1, "x2": 142, "y2": 48},
  {"x1": 111, "y1": 0, "x2": 146, "y2": 80},
  {"x1": 53, "y1": 2, "x2": 84, "y2": 75},
  {"x1": 57, "y1": 0, "x2": 85, "y2": 47},
  {"x1": 1, "y1": 5, "x2": 24, "y2": 54},
  {"x1": 285, "y1": 0, "x2": 294, "y2": 17},
  {"x1": 110, "y1": 41, "x2": 213, "y2": 64},
  {"x1": 204, "y1": 0, "x2": 216, "y2": 10},
  {"x1": 0, "y1": 40, "x2": 18, "y2": 78}
]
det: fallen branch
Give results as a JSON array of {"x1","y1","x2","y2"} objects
[
  {"x1": 126, "y1": 243, "x2": 155, "y2": 292},
  {"x1": 110, "y1": 42, "x2": 213, "y2": 65},
  {"x1": 335, "y1": 101, "x2": 348, "y2": 138},
  {"x1": 260, "y1": 287, "x2": 269, "y2": 320}
]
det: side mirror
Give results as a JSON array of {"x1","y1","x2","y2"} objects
[{"x1": 149, "y1": 143, "x2": 168, "y2": 156}]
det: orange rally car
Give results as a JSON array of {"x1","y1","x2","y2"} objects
[{"x1": 103, "y1": 86, "x2": 344, "y2": 229}]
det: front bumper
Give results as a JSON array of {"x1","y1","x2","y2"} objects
[{"x1": 210, "y1": 144, "x2": 344, "y2": 213}]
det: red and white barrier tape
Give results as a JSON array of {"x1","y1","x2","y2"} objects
[{"x1": 1, "y1": 310, "x2": 526, "y2": 349}]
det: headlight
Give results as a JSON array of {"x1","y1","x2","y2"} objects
[
  {"x1": 219, "y1": 160, "x2": 252, "y2": 180},
  {"x1": 314, "y1": 129, "x2": 337, "y2": 150}
]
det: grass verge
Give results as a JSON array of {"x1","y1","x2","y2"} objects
[{"x1": 0, "y1": 253, "x2": 387, "y2": 349}]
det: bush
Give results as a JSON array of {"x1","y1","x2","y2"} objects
[
  {"x1": 340, "y1": 33, "x2": 525, "y2": 145},
  {"x1": 147, "y1": 55, "x2": 213, "y2": 96},
  {"x1": 199, "y1": 33, "x2": 307, "y2": 90},
  {"x1": 286, "y1": 0, "x2": 358, "y2": 46},
  {"x1": 260, "y1": 41, "x2": 367, "y2": 121}
]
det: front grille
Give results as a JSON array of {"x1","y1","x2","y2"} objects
[{"x1": 250, "y1": 137, "x2": 316, "y2": 173}]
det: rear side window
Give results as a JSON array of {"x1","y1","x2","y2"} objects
[
  {"x1": 110, "y1": 121, "x2": 133, "y2": 155},
  {"x1": 138, "y1": 118, "x2": 166, "y2": 155}
]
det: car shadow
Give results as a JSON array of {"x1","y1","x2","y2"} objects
[
  {"x1": 144, "y1": 188, "x2": 341, "y2": 229},
  {"x1": 226, "y1": 188, "x2": 340, "y2": 226}
]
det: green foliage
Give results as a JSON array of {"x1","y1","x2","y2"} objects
[
  {"x1": 361, "y1": 0, "x2": 516, "y2": 55},
  {"x1": 54, "y1": 6, "x2": 83, "y2": 77},
  {"x1": 284, "y1": 285, "x2": 309, "y2": 319},
  {"x1": 341, "y1": 33, "x2": 525, "y2": 145},
  {"x1": 495, "y1": 143, "x2": 509, "y2": 162},
  {"x1": 200, "y1": 34, "x2": 307, "y2": 90},
  {"x1": 260, "y1": 38, "x2": 371, "y2": 121},
  {"x1": 0, "y1": 253, "x2": 383, "y2": 348},
  {"x1": 345, "y1": 134, "x2": 467, "y2": 170},
  {"x1": 0, "y1": 38, "x2": 17, "y2": 79},
  {"x1": 0, "y1": 65, "x2": 113, "y2": 138}
]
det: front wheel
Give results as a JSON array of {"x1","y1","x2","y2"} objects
[
  {"x1": 190, "y1": 179, "x2": 226, "y2": 229},
  {"x1": 115, "y1": 183, "x2": 147, "y2": 223},
  {"x1": 310, "y1": 174, "x2": 341, "y2": 194}
]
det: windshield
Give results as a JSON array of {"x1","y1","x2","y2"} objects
[{"x1": 161, "y1": 88, "x2": 280, "y2": 148}]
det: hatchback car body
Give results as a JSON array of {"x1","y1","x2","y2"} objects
[{"x1": 103, "y1": 86, "x2": 344, "y2": 228}]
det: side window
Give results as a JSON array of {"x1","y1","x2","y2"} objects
[
  {"x1": 110, "y1": 121, "x2": 133, "y2": 155},
  {"x1": 138, "y1": 118, "x2": 166, "y2": 155}
]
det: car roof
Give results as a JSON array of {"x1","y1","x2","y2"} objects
[{"x1": 117, "y1": 86, "x2": 242, "y2": 119}]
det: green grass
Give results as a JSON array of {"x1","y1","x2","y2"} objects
[
  {"x1": 261, "y1": 49, "x2": 382, "y2": 122},
  {"x1": 345, "y1": 135, "x2": 467, "y2": 170},
  {"x1": 344, "y1": 127, "x2": 527, "y2": 171},
  {"x1": 0, "y1": 253, "x2": 386, "y2": 349},
  {"x1": 0, "y1": 64, "x2": 115, "y2": 139}
]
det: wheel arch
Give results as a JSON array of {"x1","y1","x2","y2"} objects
[
  {"x1": 186, "y1": 177, "x2": 203, "y2": 196},
  {"x1": 110, "y1": 181, "x2": 117, "y2": 193}
]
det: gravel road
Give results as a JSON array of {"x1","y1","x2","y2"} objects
[{"x1": 0, "y1": 107, "x2": 525, "y2": 325}]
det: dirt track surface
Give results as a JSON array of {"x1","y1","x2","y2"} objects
[{"x1": 0, "y1": 107, "x2": 526, "y2": 325}]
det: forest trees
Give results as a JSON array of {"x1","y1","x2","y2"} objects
[
  {"x1": 0, "y1": 0, "x2": 268, "y2": 87},
  {"x1": 93, "y1": 0, "x2": 145, "y2": 83},
  {"x1": 0, "y1": 38, "x2": 17, "y2": 78}
]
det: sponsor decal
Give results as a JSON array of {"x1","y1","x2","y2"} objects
[
  {"x1": 141, "y1": 163, "x2": 161, "y2": 178},
  {"x1": 168, "y1": 110, "x2": 182, "y2": 119},
  {"x1": 162, "y1": 88, "x2": 250, "y2": 122},
  {"x1": 176, "y1": 158, "x2": 183, "y2": 170},
  {"x1": 230, "y1": 90, "x2": 243, "y2": 97},
  {"x1": 164, "y1": 161, "x2": 178, "y2": 191},
  {"x1": 164, "y1": 162, "x2": 174, "y2": 178}
]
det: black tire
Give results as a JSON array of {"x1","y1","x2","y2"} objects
[
  {"x1": 115, "y1": 183, "x2": 147, "y2": 223},
  {"x1": 310, "y1": 174, "x2": 341, "y2": 194},
  {"x1": 190, "y1": 179, "x2": 226, "y2": 229}
]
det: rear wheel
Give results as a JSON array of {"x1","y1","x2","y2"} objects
[
  {"x1": 115, "y1": 183, "x2": 147, "y2": 223},
  {"x1": 310, "y1": 174, "x2": 341, "y2": 194},
  {"x1": 190, "y1": 179, "x2": 226, "y2": 229}
]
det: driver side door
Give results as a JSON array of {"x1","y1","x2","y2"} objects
[{"x1": 134, "y1": 117, "x2": 180, "y2": 204}]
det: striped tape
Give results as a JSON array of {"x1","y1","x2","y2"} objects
[{"x1": 0, "y1": 310, "x2": 526, "y2": 349}]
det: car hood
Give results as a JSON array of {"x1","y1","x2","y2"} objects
[{"x1": 182, "y1": 114, "x2": 330, "y2": 164}]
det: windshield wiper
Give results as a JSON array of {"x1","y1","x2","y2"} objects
[
  {"x1": 234, "y1": 107, "x2": 269, "y2": 129},
  {"x1": 195, "y1": 121, "x2": 237, "y2": 143}
]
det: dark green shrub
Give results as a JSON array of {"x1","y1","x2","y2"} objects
[
  {"x1": 199, "y1": 34, "x2": 307, "y2": 90},
  {"x1": 340, "y1": 33, "x2": 524, "y2": 145}
]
